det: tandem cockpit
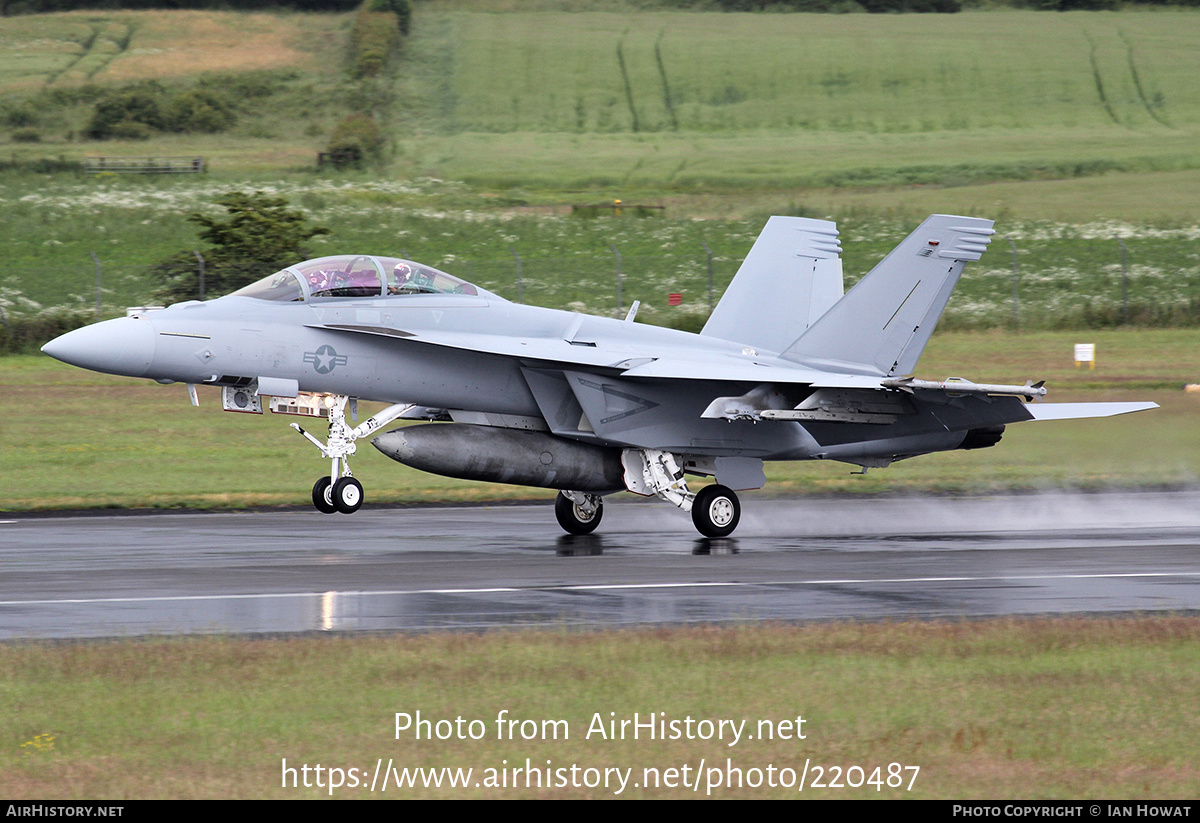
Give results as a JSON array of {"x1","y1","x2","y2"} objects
[{"x1": 230, "y1": 255, "x2": 487, "y2": 302}]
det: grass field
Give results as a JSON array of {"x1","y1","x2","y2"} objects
[
  {"x1": 2, "y1": 179, "x2": 1198, "y2": 332},
  {"x1": 1, "y1": 8, "x2": 1198, "y2": 328},
  {"x1": 392, "y1": 9, "x2": 1200, "y2": 204},
  {"x1": 438, "y1": 12, "x2": 1198, "y2": 134},
  {"x1": 0, "y1": 10, "x2": 354, "y2": 169},
  {"x1": 0, "y1": 10, "x2": 337, "y2": 91},
  {"x1": 2, "y1": 8, "x2": 1200, "y2": 219},
  {"x1": 4, "y1": 618, "x2": 1199, "y2": 799}
]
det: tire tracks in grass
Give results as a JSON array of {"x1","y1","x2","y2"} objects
[
  {"x1": 1118, "y1": 27, "x2": 1172, "y2": 129},
  {"x1": 45, "y1": 19, "x2": 136, "y2": 86},
  {"x1": 614, "y1": 28, "x2": 675, "y2": 136},
  {"x1": 1082, "y1": 28, "x2": 1122, "y2": 128},
  {"x1": 615, "y1": 34, "x2": 640, "y2": 133},
  {"x1": 1083, "y1": 25, "x2": 1173, "y2": 132},
  {"x1": 654, "y1": 28, "x2": 678, "y2": 132},
  {"x1": 44, "y1": 22, "x2": 100, "y2": 86}
]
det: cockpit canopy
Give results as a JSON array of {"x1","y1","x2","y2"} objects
[{"x1": 230, "y1": 255, "x2": 480, "y2": 302}]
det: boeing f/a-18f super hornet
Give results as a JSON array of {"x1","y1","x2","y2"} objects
[{"x1": 43, "y1": 215, "x2": 1155, "y2": 537}]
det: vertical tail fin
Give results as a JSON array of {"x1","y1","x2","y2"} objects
[
  {"x1": 783, "y1": 215, "x2": 994, "y2": 377},
  {"x1": 700, "y1": 216, "x2": 843, "y2": 354}
]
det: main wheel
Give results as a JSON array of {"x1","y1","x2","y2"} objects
[
  {"x1": 332, "y1": 476, "x2": 364, "y2": 514},
  {"x1": 312, "y1": 477, "x2": 337, "y2": 514},
  {"x1": 691, "y1": 484, "x2": 741, "y2": 537},
  {"x1": 555, "y1": 491, "x2": 603, "y2": 535}
]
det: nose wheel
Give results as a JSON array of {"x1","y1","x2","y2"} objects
[
  {"x1": 312, "y1": 476, "x2": 337, "y2": 514},
  {"x1": 311, "y1": 471, "x2": 363, "y2": 514},
  {"x1": 332, "y1": 477, "x2": 363, "y2": 513}
]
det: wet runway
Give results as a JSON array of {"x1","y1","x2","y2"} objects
[{"x1": 3, "y1": 489, "x2": 1200, "y2": 639}]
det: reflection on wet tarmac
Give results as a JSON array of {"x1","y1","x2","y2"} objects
[{"x1": 3, "y1": 491, "x2": 1200, "y2": 639}]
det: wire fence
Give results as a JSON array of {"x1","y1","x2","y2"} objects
[{"x1": 4, "y1": 235, "x2": 1199, "y2": 353}]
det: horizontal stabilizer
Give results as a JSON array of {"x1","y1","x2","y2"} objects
[
  {"x1": 1025, "y1": 402, "x2": 1159, "y2": 421},
  {"x1": 701, "y1": 216, "x2": 843, "y2": 354}
]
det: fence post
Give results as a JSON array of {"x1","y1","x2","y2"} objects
[
  {"x1": 90, "y1": 251, "x2": 102, "y2": 316},
  {"x1": 511, "y1": 248, "x2": 523, "y2": 304},
  {"x1": 1118, "y1": 238, "x2": 1128, "y2": 324},
  {"x1": 702, "y1": 241, "x2": 714, "y2": 312},
  {"x1": 193, "y1": 250, "x2": 206, "y2": 301},
  {"x1": 1006, "y1": 238, "x2": 1019, "y2": 328},
  {"x1": 609, "y1": 242, "x2": 623, "y2": 315}
]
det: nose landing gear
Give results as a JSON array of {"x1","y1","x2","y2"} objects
[{"x1": 291, "y1": 395, "x2": 414, "y2": 514}]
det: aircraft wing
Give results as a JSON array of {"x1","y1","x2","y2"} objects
[
  {"x1": 1023, "y1": 401, "x2": 1159, "y2": 420},
  {"x1": 314, "y1": 321, "x2": 896, "y2": 386}
]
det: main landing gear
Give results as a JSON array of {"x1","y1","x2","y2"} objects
[
  {"x1": 291, "y1": 395, "x2": 414, "y2": 515},
  {"x1": 556, "y1": 449, "x2": 744, "y2": 538}
]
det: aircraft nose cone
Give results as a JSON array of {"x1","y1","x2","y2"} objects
[{"x1": 41, "y1": 315, "x2": 156, "y2": 378}]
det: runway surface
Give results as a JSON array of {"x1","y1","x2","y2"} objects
[{"x1": 3, "y1": 489, "x2": 1199, "y2": 639}]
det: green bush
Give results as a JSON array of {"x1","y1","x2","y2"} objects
[
  {"x1": 2, "y1": 101, "x2": 39, "y2": 129},
  {"x1": 86, "y1": 84, "x2": 237, "y2": 140},
  {"x1": 0, "y1": 306, "x2": 94, "y2": 355},
  {"x1": 369, "y1": 0, "x2": 411, "y2": 34},
  {"x1": 86, "y1": 86, "x2": 165, "y2": 139},
  {"x1": 325, "y1": 113, "x2": 384, "y2": 166},
  {"x1": 11, "y1": 128, "x2": 42, "y2": 143},
  {"x1": 350, "y1": 3, "x2": 401, "y2": 78},
  {"x1": 152, "y1": 191, "x2": 330, "y2": 303},
  {"x1": 163, "y1": 89, "x2": 237, "y2": 133}
]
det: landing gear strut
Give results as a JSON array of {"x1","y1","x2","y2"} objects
[
  {"x1": 621, "y1": 449, "x2": 743, "y2": 537},
  {"x1": 292, "y1": 395, "x2": 414, "y2": 514}
]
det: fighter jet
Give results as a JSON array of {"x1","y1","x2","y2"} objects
[{"x1": 42, "y1": 215, "x2": 1155, "y2": 537}]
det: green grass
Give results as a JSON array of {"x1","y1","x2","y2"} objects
[
  {"x1": 435, "y1": 12, "x2": 1199, "y2": 134},
  {"x1": 4, "y1": 328, "x2": 1196, "y2": 511},
  {"x1": 3, "y1": 618, "x2": 1199, "y2": 798},
  {"x1": 386, "y1": 9, "x2": 1200, "y2": 199},
  {"x1": 4, "y1": 8, "x2": 1200, "y2": 220},
  {"x1": 2, "y1": 178, "x2": 1198, "y2": 331}
]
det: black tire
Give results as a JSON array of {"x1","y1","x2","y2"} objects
[
  {"x1": 312, "y1": 476, "x2": 337, "y2": 514},
  {"x1": 333, "y1": 476, "x2": 364, "y2": 514},
  {"x1": 555, "y1": 491, "x2": 602, "y2": 535},
  {"x1": 691, "y1": 484, "x2": 740, "y2": 537}
]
